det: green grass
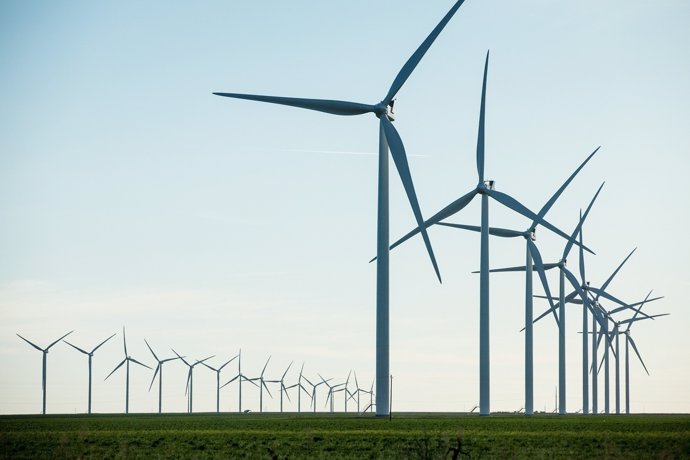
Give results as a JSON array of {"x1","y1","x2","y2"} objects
[{"x1": 1, "y1": 412, "x2": 689, "y2": 459}]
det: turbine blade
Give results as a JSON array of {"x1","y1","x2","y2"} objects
[
  {"x1": 63, "y1": 341, "x2": 89, "y2": 355},
  {"x1": 221, "y1": 374, "x2": 240, "y2": 389},
  {"x1": 219, "y1": 355, "x2": 238, "y2": 371},
  {"x1": 599, "y1": 248, "x2": 637, "y2": 295},
  {"x1": 619, "y1": 313, "x2": 669, "y2": 325},
  {"x1": 122, "y1": 327, "x2": 128, "y2": 357},
  {"x1": 282, "y1": 361, "x2": 294, "y2": 381},
  {"x1": 528, "y1": 239, "x2": 559, "y2": 324},
  {"x1": 563, "y1": 182, "x2": 605, "y2": 260},
  {"x1": 614, "y1": 295, "x2": 663, "y2": 316},
  {"x1": 130, "y1": 357, "x2": 152, "y2": 369},
  {"x1": 200, "y1": 361, "x2": 217, "y2": 372},
  {"x1": 263, "y1": 381, "x2": 274, "y2": 399},
  {"x1": 105, "y1": 359, "x2": 126, "y2": 381},
  {"x1": 383, "y1": 0, "x2": 467, "y2": 104},
  {"x1": 381, "y1": 116, "x2": 441, "y2": 283},
  {"x1": 587, "y1": 287, "x2": 627, "y2": 307},
  {"x1": 195, "y1": 355, "x2": 215, "y2": 366},
  {"x1": 172, "y1": 349, "x2": 191, "y2": 367},
  {"x1": 487, "y1": 189, "x2": 594, "y2": 255},
  {"x1": 625, "y1": 291, "x2": 656, "y2": 331},
  {"x1": 627, "y1": 335, "x2": 649, "y2": 375},
  {"x1": 16, "y1": 334, "x2": 43, "y2": 352},
  {"x1": 47, "y1": 330, "x2": 73, "y2": 350},
  {"x1": 149, "y1": 365, "x2": 160, "y2": 391},
  {"x1": 213, "y1": 93, "x2": 375, "y2": 116},
  {"x1": 534, "y1": 147, "x2": 600, "y2": 229},
  {"x1": 533, "y1": 301, "x2": 561, "y2": 326},
  {"x1": 437, "y1": 222, "x2": 524, "y2": 238},
  {"x1": 144, "y1": 339, "x2": 159, "y2": 362},
  {"x1": 379, "y1": 188, "x2": 476, "y2": 260},
  {"x1": 563, "y1": 268, "x2": 592, "y2": 313},
  {"x1": 476, "y1": 50, "x2": 489, "y2": 183},
  {"x1": 261, "y1": 356, "x2": 271, "y2": 377},
  {"x1": 92, "y1": 333, "x2": 116, "y2": 353}
]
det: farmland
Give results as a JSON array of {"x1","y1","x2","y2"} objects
[{"x1": 1, "y1": 412, "x2": 688, "y2": 459}]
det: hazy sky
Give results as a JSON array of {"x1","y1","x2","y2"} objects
[{"x1": 1, "y1": 0, "x2": 689, "y2": 415}]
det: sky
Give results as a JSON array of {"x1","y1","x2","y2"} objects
[{"x1": 1, "y1": 0, "x2": 689, "y2": 415}]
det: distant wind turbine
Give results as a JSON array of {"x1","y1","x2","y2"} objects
[
  {"x1": 64, "y1": 332, "x2": 116, "y2": 414},
  {"x1": 214, "y1": 0, "x2": 470, "y2": 415},
  {"x1": 220, "y1": 349, "x2": 258, "y2": 413},
  {"x1": 172, "y1": 349, "x2": 214, "y2": 414},
  {"x1": 104, "y1": 327, "x2": 151, "y2": 414},
  {"x1": 246, "y1": 356, "x2": 273, "y2": 413},
  {"x1": 16, "y1": 330, "x2": 73, "y2": 415},
  {"x1": 202, "y1": 355, "x2": 239, "y2": 413},
  {"x1": 266, "y1": 361, "x2": 293, "y2": 413},
  {"x1": 144, "y1": 339, "x2": 181, "y2": 414}
]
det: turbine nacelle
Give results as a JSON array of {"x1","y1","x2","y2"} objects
[
  {"x1": 477, "y1": 180, "x2": 495, "y2": 194},
  {"x1": 373, "y1": 100, "x2": 395, "y2": 121}
]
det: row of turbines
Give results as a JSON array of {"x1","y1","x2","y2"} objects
[
  {"x1": 16, "y1": 328, "x2": 375, "y2": 416},
  {"x1": 211, "y1": 0, "x2": 668, "y2": 417}
]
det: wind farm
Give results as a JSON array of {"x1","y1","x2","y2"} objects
[{"x1": 1, "y1": 0, "x2": 688, "y2": 458}]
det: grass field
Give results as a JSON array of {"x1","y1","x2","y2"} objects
[{"x1": 1, "y1": 412, "x2": 688, "y2": 459}]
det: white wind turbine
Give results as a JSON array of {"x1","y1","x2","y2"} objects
[
  {"x1": 266, "y1": 361, "x2": 293, "y2": 413},
  {"x1": 144, "y1": 339, "x2": 182, "y2": 414},
  {"x1": 386, "y1": 53, "x2": 592, "y2": 415},
  {"x1": 616, "y1": 292, "x2": 664, "y2": 415},
  {"x1": 287, "y1": 363, "x2": 311, "y2": 413},
  {"x1": 16, "y1": 330, "x2": 73, "y2": 415},
  {"x1": 172, "y1": 350, "x2": 214, "y2": 414},
  {"x1": 246, "y1": 356, "x2": 274, "y2": 413},
  {"x1": 214, "y1": 0, "x2": 470, "y2": 415},
  {"x1": 220, "y1": 349, "x2": 258, "y2": 413},
  {"x1": 104, "y1": 327, "x2": 151, "y2": 414},
  {"x1": 202, "y1": 355, "x2": 239, "y2": 414},
  {"x1": 320, "y1": 374, "x2": 345, "y2": 413},
  {"x1": 594, "y1": 293, "x2": 667, "y2": 415},
  {"x1": 64, "y1": 332, "x2": 116, "y2": 414},
  {"x1": 303, "y1": 375, "x2": 331, "y2": 413},
  {"x1": 445, "y1": 152, "x2": 599, "y2": 416}
]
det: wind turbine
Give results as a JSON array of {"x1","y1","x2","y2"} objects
[
  {"x1": 361, "y1": 380, "x2": 375, "y2": 413},
  {"x1": 172, "y1": 350, "x2": 214, "y2": 414},
  {"x1": 16, "y1": 330, "x2": 73, "y2": 415},
  {"x1": 445, "y1": 151, "x2": 599, "y2": 415},
  {"x1": 287, "y1": 363, "x2": 311, "y2": 413},
  {"x1": 303, "y1": 374, "x2": 331, "y2": 413},
  {"x1": 594, "y1": 292, "x2": 667, "y2": 415},
  {"x1": 220, "y1": 349, "x2": 257, "y2": 413},
  {"x1": 214, "y1": 0, "x2": 469, "y2": 415},
  {"x1": 104, "y1": 327, "x2": 151, "y2": 414},
  {"x1": 266, "y1": 361, "x2": 293, "y2": 413},
  {"x1": 489, "y1": 183, "x2": 605, "y2": 415},
  {"x1": 64, "y1": 332, "x2": 116, "y2": 414},
  {"x1": 618, "y1": 292, "x2": 663, "y2": 415},
  {"x1": 144, "y1": 339, "x2": 181, "y2": 414},
  {"x1": 319, "y1": 374, "x2": 345, "y2": 413},
  {"x1": 336, "y1": 370, "x2": 353, "y2": 413},
  {"x1": 246, "y1": 356, "x2": 274, "y2": 413},
  {"x1": 201, "y1": 355, "x2": 239, "y2": 413},
  {"x1": 386, "y1": 52, "x2": 591, "y2": 415}
]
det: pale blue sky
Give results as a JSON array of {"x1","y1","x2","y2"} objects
[{"x1": 1, "y1": 1, "x2": 689, "y2": 414}]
